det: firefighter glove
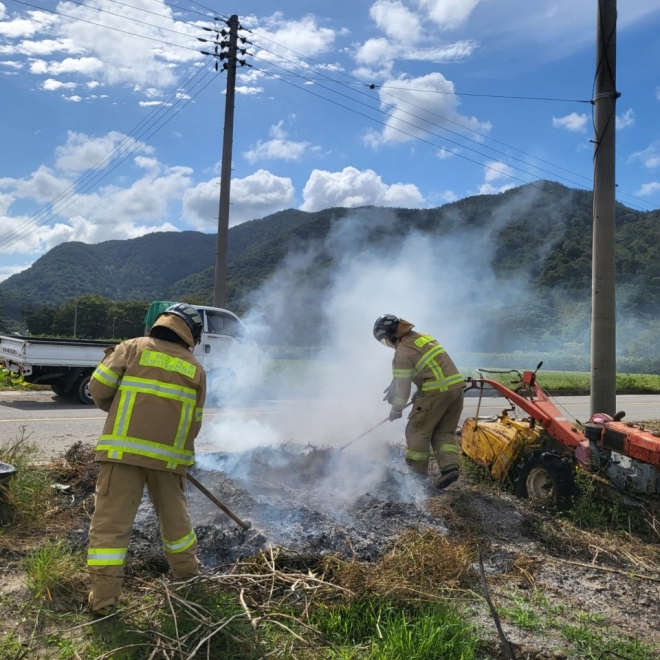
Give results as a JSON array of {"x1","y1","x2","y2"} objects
[
  {"x1": 389, "y1": 409, "x2": 402, "y2": 422},
  {"x1": 383, "y1": 380, "x2": 396, "y2": 404}
]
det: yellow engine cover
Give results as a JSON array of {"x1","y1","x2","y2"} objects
[{"x1": 461, "y1": 416, "x2": 541, "y2": 481}]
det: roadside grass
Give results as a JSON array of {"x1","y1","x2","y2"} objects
[
  {"x1": 0, "y1": 431, "x2": 52, "y2": 527},
  {"x1": 497, "y1": 587, "x2": 656, "y2": 660},
  {"x1": 463, "y1": 368, "x2": 660, "y2": 393},
  {"x1": 0, "y1": 369, "x2": 49, "y2": 392}
]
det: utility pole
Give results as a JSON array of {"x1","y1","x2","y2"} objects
[
  {"x1": 591, "y1": 0, "x2": 619, "y2": 416},
  {"x1": 213, "y1": 14, "x2": 239, "y2": 309},
  {"x1": 73, "y1": 300, "x2": 78, "y2": 339}
]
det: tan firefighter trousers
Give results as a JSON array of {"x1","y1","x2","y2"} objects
[
  {"x1": 405, "y1": 388, "x2": 464, "y2": 474},
  {"x1": 88, "y1": 462, "x2": 199, "y2": 613}
]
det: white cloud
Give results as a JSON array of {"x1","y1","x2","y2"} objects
[
  {"x1": 183, "y1": 169, "x2": 295, "y2": 229},
  {"x1": 0, "y1": 9, "x2": 57, "y2": 39},
  {"x1": 54, "y1": 131, "x2": 153, "y2": 173},
  {"x1": 301, "y1": 166, "x2": 424, "y2": 212},
  {"x1": 656, "y1": 87, "x2": 660, "y2": 101},
  {"x1": 630, "y1": 142, "x2": 660, "y2": 169},
  {"x1": 30, "y1": 56, "x2": 104, "y2": 76},
  {"x1": 484, "y1": 161, "x2": 514, "y2": 182},
  {"x1": 366, "y1": 73, "x2": 491, "y2": 145},
  {"x1": 0, "y1": 262, "x2": 30, "y2": 282},
  {"x1": 370, "y1": 0, "x2": 423, "y2": 42},
  {"x1": 637, "y1": 182, "x2": 660, "y2": 196},
  {"x1": 243, "y1": 121, "x2": 312, "y2": 164},
  {"x1": 477, "y1": 182, "x2": 516, "y2": 195},
  {"x1": 0, "y1": 59, "x2": 22, "y2": 69},
  {"x1": 552, "y1": 112, "x2": 588, "y2": 133},
  {"x1": 42, "y1": 78, "x2": 77, "y2": 90},
  {"x1": 0, "y1": 38, "x2": 82, "y2": 56},
  {"x1": 236, "y1": 85, "x2": 264, "y2": 95},
  {"x1": 417, "y1": 0, "x2": 481, "y2": 30},
  {"x1": 138, "y1": 100, "x2": 172, "y2": 107},
  {"x1": 0, "y1": 166, "x2": 70, "y2": 201},
  {"x1": 616, "y1": 108, "x2": 635, "y2": 130}
]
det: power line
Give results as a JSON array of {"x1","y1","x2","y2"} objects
[
  {"x1": 0, "y1": 64, "x2": 219, "y2": 252},
  {"x1": 0, "y1": 59, "x2": 211, "y2": 247},
  {"x1": 246, "y1": 34, "x2": 658, "y2": 212},
  {"x1": 8, "y1": 0, "x2": 205, "y2": 53}
]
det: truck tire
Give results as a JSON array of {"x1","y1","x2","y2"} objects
[
  {"x1": 51, "y1": 381, "x2": 73, "y2": 399},
  {"x1": 516, "y1": 450, "x2": 577, "y2": 511},
  {"x1": 75, "y1": 374, "x2": 94, "y2": 405}
]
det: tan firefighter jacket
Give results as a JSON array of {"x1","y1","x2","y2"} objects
[
  {"x1": 89, "y1": 325, "x2": 206, "y2": 475},
  {"x1": 390, "y1": 321, "x2": 463, "y2": 413}
]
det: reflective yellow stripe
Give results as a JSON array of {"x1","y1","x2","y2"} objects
[
  {"x1": 163, "y1": 529, "x2": 196, "y2": 553},
  {"x1": 437, "y1": 444, "x2": 460, "y2": 454},
  {"x1": 406, "y1": 449, "x2": 429, "y2": 461},
  {"x1": 168, "y1": 402, "x2": 193, "y2": 469},
  {"x1": 195, "y1": 408, "x2": 203, "y2": 422},
  {"x1": 93, "y1": 363, "x2": 120, "y2": 389},
  {"x1": 98, "y1": 436, "x2": 194, "y2": 468},
  {"x1": 139, "y1": 350, "x2": 197, "y2": 379},
  {"x1": 392, "y1": 368, "x2": 414, "y2": 378},
  {"x1": 413, "y1": 334, "x2": 435, "y2": 348},
  {"x1": 414, "y1": 344, "x2": 446, "y2": 373},
  {"x1": 120, "y1": 376, "x2": 196, "y2": 403},
  {"x1": 87, "y1": 547, "x2": 127, "y2": 566},
  {"x1": 421, "y1": 374, "x2": 464, "y2": 392},
  {"x1": 393, "y1": 396, "x2": 408, "y2": 407}
]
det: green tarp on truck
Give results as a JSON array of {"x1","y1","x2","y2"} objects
[{"x1": 143, "y1": 301, "x2": 180, "y2": 331}]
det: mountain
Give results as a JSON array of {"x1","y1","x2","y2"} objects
[{"x1": 2, "y1": 180, "x2": 660, "y2": 323}]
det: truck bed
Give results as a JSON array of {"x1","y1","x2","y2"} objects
[{"x1": 0, "y1": 335, "x2": 117, "y2": 369}]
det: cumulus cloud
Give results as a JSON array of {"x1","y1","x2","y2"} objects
[
  {"x1": 484, "y1": 161, "x2": 514, "y2": 182},
  {"x1": 246, "y1": 12, "x2": 338, "y2": 69},
  {"x1": 182, "y1": 169, "x2": 295, "y2": 229},
  {"x1": 417, "y1": 0, "x2": 481, "y2": 30},
  {"x1": 0, "y1": 59, "x2": 22, "y2": 69},
  {"x1": 365, "y1": 73, "x2": 490, "y2": 145},
  {"x1": 0, "y1": 262, "x2": 30, "y2": 283},
  {"x1": 0, "y1": 166, "x2": 70, "y2": 202},
  {"x1": 30, "y1": 56, "x2": 103, "y2": 76},
  {"x1": 616, "y1": 108, "x2": 635, "y2": 130},
  {"x1": 300, "y1": 166, "x2": 424, "y2": 212},
  {"x1": 42, "y1": 78, "x2": 77, "y2": 90},
  {"x1": 0, "y1": 7, "x2": 57, "y2": 39},
  {"x1": 370, "y1": 0, "x2": 423, "y2": 42},
  {"x1": 637, "y1": 182, "x2": 660, "y2": 196},
  {"x1": 552, "y1": 112, "x2": 588, "y2": 133},
  {"x1": 243, "y1": 121, "x2": 312, "y2": 164},
  {"x1": 54, "y1": 131, "x2": 153, "y2": 173},
  {"x1": 630, "y1": 142, "x2": 660, "y2": 169}
]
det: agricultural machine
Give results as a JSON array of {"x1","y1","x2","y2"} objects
[{"x1": 461, "y1": 363, "x2": 660, "y2": 510}]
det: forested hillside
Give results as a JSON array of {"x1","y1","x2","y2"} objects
[{"x1": 2, "y1": 180, "x2": 660, "y2": 345}]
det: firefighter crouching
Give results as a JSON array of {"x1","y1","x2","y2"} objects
[
  {"x1": 375, "y1": 315, "x2": 464, "y2": 489},
  {"x1": 87, "y1": 304, "x2": 206, "y2": 617}
]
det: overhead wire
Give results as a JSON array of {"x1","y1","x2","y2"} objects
[
  {"x1": 0, "y1": 58, "x2": 211, "y2": 247},
  {"x1": 245, "y1": 30, "x2": 658, "y2": 212},
  {"x1": 8, "y1": 0, "x2": 207, "y2": 53},
  {"x1": 0, "y1": 63, "x2": 219, "y2": 252},
  {"x1": 249, "y1": 52, "x2": 601, "y2": 200}
]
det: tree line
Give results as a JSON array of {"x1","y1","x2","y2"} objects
[{"x1": 21, "y1": 295, "x2": 150, "y2": 340}]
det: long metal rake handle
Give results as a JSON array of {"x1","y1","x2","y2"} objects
[{"x1": 187, "y1": 472, "x2": 252, "y2": 531}]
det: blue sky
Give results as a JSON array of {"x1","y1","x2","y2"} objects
[{"x1": 0, "y1": 0, "x2": 659, "y2": 281}]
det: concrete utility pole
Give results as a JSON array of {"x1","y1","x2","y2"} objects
[
  {"x1": 213, "y1": 14, "x2": 239, "y2": 309},
  {"x1": 591, "y1": 0, "x2": 619, "y2": 416}
]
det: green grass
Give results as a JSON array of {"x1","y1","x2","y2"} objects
[
  {"x1": 0, "y1": 369, "x2": 48, "y2": 392},
  {"x1": 0, "y1": 431, "x2": 52, "y2": 526},
  {"x1": 23, "y1": 540, "x2": 82, "y2": 603}
]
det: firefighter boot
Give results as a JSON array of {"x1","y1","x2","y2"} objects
[{"x1": 436, "y1": 467, "x2": 459, "y2": 490}]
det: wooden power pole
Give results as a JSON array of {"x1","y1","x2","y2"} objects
[
  {"x1": 213, "y1": 14, "x2": 239, "y2": 309},
  {"x1": 591, "y1": 0, "x2": 619, "y2": 416}
]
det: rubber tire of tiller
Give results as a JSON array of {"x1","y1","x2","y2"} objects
[{"x1": 515, "y1": 449, "x2": 578, "y2": 511}]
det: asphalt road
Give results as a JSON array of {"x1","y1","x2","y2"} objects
[{"x1": 2, "y1": 390, "x2": 660, "y2": 461}]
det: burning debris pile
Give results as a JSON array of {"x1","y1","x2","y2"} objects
[{"x1": 131, "y1": 443, "x2": 449, "y2": 568}]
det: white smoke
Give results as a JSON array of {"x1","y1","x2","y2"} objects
[{"x1": 195, "y1": 193, "x2": 544, "y2": 507}]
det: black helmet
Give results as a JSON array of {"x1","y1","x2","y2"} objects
[
  {"x1": 373, "y1": 314, "x2": 400, "y2": 347},
  {"x1": 163, "y1": 304, "x2": 203, "y2": 346}
]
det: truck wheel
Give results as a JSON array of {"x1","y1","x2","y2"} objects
[
  {"x1": 51, "y1": 381, "x2": 73, "y2": 399},
  {"x1": 516, "y1": 450, "x2": 577, "y2": 511},
  {"x1": 75, "y1": 374, "x2": 93, "y2": 405}
]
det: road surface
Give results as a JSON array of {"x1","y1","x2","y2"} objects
[{"x1": 2, "y1": 390, "x2": 660, "y2": 460}]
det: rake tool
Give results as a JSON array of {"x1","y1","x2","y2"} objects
[
  {"x1": 339, "y1": 401, "x2": 413, "y2": 451},
  {"x1": 187, "y1": 473, "x2": 252, "y2": 531}
]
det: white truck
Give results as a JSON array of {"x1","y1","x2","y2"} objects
[{"x1": 0, "y1": 303, "x2": 260, "y2": 405}]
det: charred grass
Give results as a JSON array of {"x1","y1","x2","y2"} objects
[{"x1": 1, "y1": 441, "x2": 660, "y2": 659}]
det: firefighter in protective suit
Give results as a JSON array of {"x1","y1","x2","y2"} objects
[
  {"x1": 375, "y1": 315, "x2": 464, "y2": 489},
  {"x1": 86, "y1": 304, "x2": 206, "y2": 616}
]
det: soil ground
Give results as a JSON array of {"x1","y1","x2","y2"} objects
[{"x1": 1, "y1": 441, "x2": 659, "y2": 659}]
